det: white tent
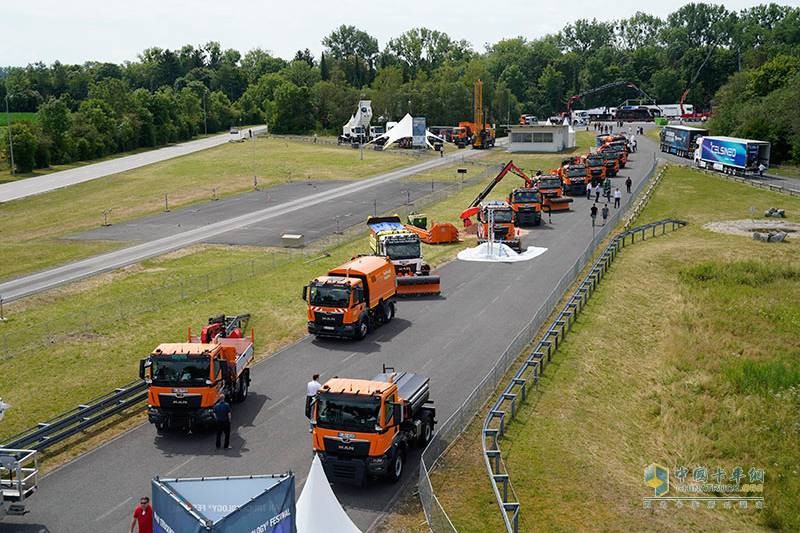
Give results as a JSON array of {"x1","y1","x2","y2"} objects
[
  {"x1": 296, "y1": 455, "x2": 362, "y2": 533},
  {"x1": 369, "y1": 113, "x2": 444, "y2": 149}
]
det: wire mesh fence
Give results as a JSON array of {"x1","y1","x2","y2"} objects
[{"x1": 418, "y1": 155, "x2": 661, "y2": 532}]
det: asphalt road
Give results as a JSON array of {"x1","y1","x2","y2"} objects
[
  {"x1": 0, "y1": 127, "x2": 268, "y2": 203},
  {"x1": 637, "y1": 129, "x2": 800, "y2": 193},
  {"x1": 1, "y1": 144, "x2": 656, "y2": 532},
  {"x1": 0, "y1": 148, "x2": 488, "y2": 302},
  {"x1": 70, "y1": 179, "x2": 455, "y2": 247}
]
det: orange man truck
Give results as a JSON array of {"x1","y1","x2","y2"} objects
[
  {"x1": 139, "y1": 314, "x2": 254, "y2": 431},
  {"x1": 536, "y1": 175, "x2": 573, "y2": 211},
  {"x1": 303, "y1": 256, "x2": 397, "y2": 340},
  {"x1": 311, "y1": 366, "x2": 435, "y2": 485}
]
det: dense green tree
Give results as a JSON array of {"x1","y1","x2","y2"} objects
[{"x1": 37, "y1": 97, "x2": 72, "y2": 162}]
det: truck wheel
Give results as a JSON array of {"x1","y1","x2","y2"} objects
[
  {"x1": 155, "y1": 421, "x2": 166, "y2": 433},
  {"x1": 388, "y1": 449, "x2": 405, "y2": 483},
  {"x1": 418, "y1": 417, "x2": 433, "y2": 446},
  {"x1": 384, "y1": 302, "x2": 395, "y2": 323},
  {"x1": 355, "y1": 319, "x2": 368, "y2": 340},
  {"x1": 238, "y1": 375, "x2": 249, "y2": 402}
]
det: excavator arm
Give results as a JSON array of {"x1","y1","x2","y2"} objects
[
  {"x1": 565, "y1": 81, "x2": 656, "y2": 115},
  {"x1": 459, "y1": 161, "x2": 533, "y2": 225},
  {"x1": 461, "y1": 161, "x2": 533, "y2": 225}
]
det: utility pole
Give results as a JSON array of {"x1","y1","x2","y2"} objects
[
  {"x1": 5, "y1": 95, "x2": 15, "y2": 176},
  {"x1": 202, "y1": 92, "x2": 208, "y2": 135}
]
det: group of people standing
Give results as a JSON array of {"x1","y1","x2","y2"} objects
[{"x1": 588, "y1": 176, "x2": 632, "y2": 228}]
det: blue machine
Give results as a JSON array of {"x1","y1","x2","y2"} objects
[
  {"x1": 152, "y1": 473, "x2": 295, "y2": 533},
  {"x1": 696, "y1": 136, "x2": 770, "y2": 174}
]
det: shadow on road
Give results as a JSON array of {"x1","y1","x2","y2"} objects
[
  {"x1": 152, "y1": 392, "x2": 268, "y2": 458},
  {"x1": 0, "y1": 524, "x2": 52, "y2": 533},
  {"x1": 310, "y1": 318, "x2": 413, "y2": 354}
]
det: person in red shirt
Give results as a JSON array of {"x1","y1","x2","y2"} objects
[{"x1": 130, "y1": 496, "x2": 153, "y2": 533}]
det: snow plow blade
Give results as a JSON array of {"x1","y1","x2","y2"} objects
[
  {"x1": 396, "y1": 275, "x2": 441, "y2": 296},
  {"x1": 404, "y1": 223, "x2": 460, "y2": 244},
  {"x1": 544, "y1": 197, "x2": 573, "y2": 211}
]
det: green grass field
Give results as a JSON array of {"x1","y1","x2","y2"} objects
[
  {"x1": 0, "y1": 142, "x2": 587, "y2": 451},
  {"x1": 0, "y1": 137, "x2": 422, "y2": 280},
  {"x1": 0, "y1": 112, "x2": 37, "y2": 127},
  {"x1": 420, "y1": 166, "x2": 800, "y2": 532}
]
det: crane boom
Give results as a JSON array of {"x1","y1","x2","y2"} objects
[
  {"x1": 565, "y1": 81, "x2": 656, "y2": 115},
  {"x1": 460, "y1": 161, "x2": 532, "y2": 223},
  {"x1": 680, "y1": 44, "x2": 717, "y2": 116}
]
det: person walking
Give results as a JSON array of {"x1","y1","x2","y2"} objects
[
  {"x1": 214, "y1": 398, "x2": 232, "y2": 449},
  {"x1": 601, "y1": 203, "x2": 609, "y2": 225},
  {"x1": 590, "y1": 203, "x2": 598, "y2": 227},
  {"x1": 603, "y1": 178, "x2": 611, "y2": 202},
  {"x1": 306, "y1": 374, "x2": 322, "y2": 420},
  {"x1": 594, "y1": 183, "x2": 601, "y2": 202},
  {"x1": 586, "y1": 180, "x2": 592, "y2": 200},
  {"x1": 625, "y1": 176, "x2": 632, "y2": 194},
  {"x1": 758, "y1": 163, "x2": 766, "y2": 177},
  {"x1": 613, "y1": 187, "x2": 622, "y2": 208},
  {"x1": 130, "y1": 497, "x2": 153, "y2": 533}
]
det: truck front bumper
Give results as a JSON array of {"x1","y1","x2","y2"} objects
[
  {"x1": 147, "y1": 406, "x2": 216, "y2": 429},
  {"x1": 318, "y1": 451, "x2": 392, "y2": 485},
  {"x1": 307, "y1": 321, "x2": 356, "y2": 338}
]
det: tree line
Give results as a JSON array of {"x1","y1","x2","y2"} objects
[{"x1": 2, "y1": 2, "x2": 800, "y2": 172}]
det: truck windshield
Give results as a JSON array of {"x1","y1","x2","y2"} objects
[
  {"x1": 385, "y1": 241, "x2": 420, "y2": 260},
  {"x1": 316, "y1": 394, "x2": 381, "y2": 433},
  {"x1": 151, "y1": 356, "x2": 210, "y2": 386},
  {"x1": 539, "y1": 178, "x2": 561, "y2": 189},
  {"x1": 310, "y1": 285, "x2": 351, "y2": 308},
  {"x1": 512, "y1": 190, "x2": 540, "y2": 203},
  {"x1": 486, "y1": 209, "x2": 513, "y2": 223},
  {"x1": 567, "y1": 167, "x2": 586, "y2": 177}
]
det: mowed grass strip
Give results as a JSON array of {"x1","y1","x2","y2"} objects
[
  {"x1": 0, "y1": 136, "x2": 420, "y2": 280},
  {"x1": 0, "y1": 144, "x2": 584, "y2": 446},
  {"x1": 424, "y1": 166, "x2": 800, "y2": 532}
]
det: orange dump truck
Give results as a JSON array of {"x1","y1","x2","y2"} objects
[
  {"x1": 303, "y1": 256, "x2": 397, "y2": 340},
  {"x1": 139, "y1": 314, "x2": 254, "y2": 431},
  {"x1": 537, "y1": 174, "x2": 573, "y2": 212},
  {"x1": 311, "y1": 366, "x2": 435, "y2": 485}
]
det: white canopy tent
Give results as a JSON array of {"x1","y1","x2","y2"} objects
[
  {"x1": 368, "y1": 113, "x2": 444, "y2": 149},
  {"x1": 296, "y1": 455, "x2": 362, "y2": 533}
]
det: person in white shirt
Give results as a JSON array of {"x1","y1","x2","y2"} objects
[
  {"x1": 306, "y1": 374, "x2": 322, "y2": 419},
  {"x1": 613, "y1": 188, "x2": 622, "y2": 208}
]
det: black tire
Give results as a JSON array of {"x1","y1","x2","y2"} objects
[
  {"x1": 238, "y1": 375, "x2": 249, "y2": 402},
  {"x1": 155, "y1": 421, "x2": 166, "y2": 433},
  {"x1": 385, "y1": 302, "x2": 395, "y2": 323},
  {"x1": 355, "y1": 319, "x2": 368, "y2": 340},
  {"x1": 418, "y1": 417, "x2": 433, "y2": 446},
  {"x1": 388, "y1": 449, "x2": 405, "y2": 483}
]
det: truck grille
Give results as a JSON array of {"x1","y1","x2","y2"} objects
[
  {"x1": 493, "y1": 228, "x2": 509, "y2": 241},
  {"x1": 323, "y1": 437, "x2": 371, "y2": 457},
  {"x1": 157, "y1": 394, "x2": 202, "y2": 410},
  {"x1": 517, "y1": 208, "x2": 540, "y2": 226},
  {"x1": 314, "y1": 312, "x2": 343, "y2": 328},
  {"x1": 330, "y1": 461, "x2": 359, "y2": 481}
]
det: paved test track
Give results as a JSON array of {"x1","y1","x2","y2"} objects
[
  {"x1": 69, "y1": 179, "x2": 457, "y2": 248},
  {"x1": 0, "y1": 147, "x2": 489, "y2": 302},
  {"x1": 1, "y1": 143, "x2": 658, "y2": 532},
  {"x1": 0, "y1": 127, "x2": 268, "y2": 203}
]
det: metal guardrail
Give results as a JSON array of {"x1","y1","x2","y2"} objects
[
  {"x1": 624, "y1": 164, "x2": 668, "y2": 231},
  {"x1": 481, "y1": 218, "x2": 687, "y2": 532},
  {"x1": 0, "y1": 160, "x2": 500, "y2": 457},
  {"x1": 418, "y1": 156, "x2": 661, "y2": 532},
  {"x1": 1, "y1": 380, "x2": 146, "y2": 451}
]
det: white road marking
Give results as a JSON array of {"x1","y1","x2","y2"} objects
[
  {"x1": 94, "y1": 496, "x2": 132, "y2": 521},
  {"x1": 164, "y1": 456, "x2": 196, "y2": 476}
]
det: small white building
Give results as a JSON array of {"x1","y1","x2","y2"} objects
[{"x1": 508, "y1": 124, "x2": 576, "y2": 153}]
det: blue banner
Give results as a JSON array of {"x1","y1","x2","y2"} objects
[{"x1": 700, "y1": 138, "x2": 747, "y2": 167}]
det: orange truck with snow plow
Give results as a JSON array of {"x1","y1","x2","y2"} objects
[
  {"x1": 536, "y1": 174, "x2": 573, "y2": 211},
  {"x1": 311, "y1": 366, "x2": 435, "y2": 485},
  {"x1": 303, "y1": 256, "x2": 397, "y2": 340},
  {"x1": 139, "y1": 314, "x2": 253, "y2": 431}
]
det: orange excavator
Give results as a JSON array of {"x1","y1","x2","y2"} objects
[{"x1": 460, "y1": 160, "x2": 542, "y2": 228}]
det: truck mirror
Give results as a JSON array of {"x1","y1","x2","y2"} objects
[
  {"x1": 139, "y1": 359, "x2": 146, "y2": 380},
  {"x1": 393, "y1": 403, "x2": 403, "y2": 424},
  {"x1": 301, "y1": 285, "x2": 307, "y2": 301},
  {"x1": 219, "y1": 360, "x2": 230, "y2": 382}
]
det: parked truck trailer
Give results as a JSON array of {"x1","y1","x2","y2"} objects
[
  {"x1": 660, "y1": 125, "x2": 708, "y2": 158},
  {"x1": 694, "y1": 136, "x2": 770, "y2": 176}
]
